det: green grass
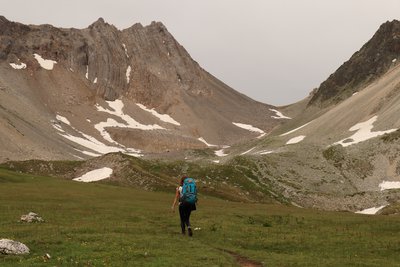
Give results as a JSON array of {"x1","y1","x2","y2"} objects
[{"x1": 1, "y1": 168, "x2": 400, "y2": 266}]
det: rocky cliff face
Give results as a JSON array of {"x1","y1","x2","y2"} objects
[
  {"x1": 309, "y1": 20, "x2": 400, "y2": 106},
  {"x1": 0, "y1": 16, "x2": 281, "y2": 161}
]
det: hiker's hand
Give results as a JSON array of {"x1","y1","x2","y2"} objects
[{"x1": 171, "y1": 205, "x2": 175, "y2": 212}]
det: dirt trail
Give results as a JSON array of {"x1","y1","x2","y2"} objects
[{"x1": 221, "y1": 249, "x2": 263, "y2": 267}]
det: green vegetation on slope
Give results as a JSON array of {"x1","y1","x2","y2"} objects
[{"x1": 1, "y1": 168, "x2": 400, "y2": 266}]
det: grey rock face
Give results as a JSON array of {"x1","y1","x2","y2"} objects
[{"x1": 0, "y1": 239, "x2": 30, "y2": 255}]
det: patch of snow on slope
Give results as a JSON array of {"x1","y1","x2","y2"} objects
[
  {"x1": 198, "y1": 137, "x2": 217, "y2": 147},
  {"x1": 270, "y1": 109, "x2": 291, "y2": 119},
  {"x1": 355, "y1": 205, "x2": 386, "y2": 215},
  {"x1": 286, "y1": 135, "x2": 306, "y2": 145},
  {"x1": 10, "y1": 62, "x2": 27, "y2": 69},
  {"x1": 233, "y1": 122, "x2": 264, "y2": 134},
  {"x1": 56, "y1": 115, "x2": 71, "y2": 125},
  {"x1": 259, "y1": 150, "x2": 274, "y2": 155},
  {"x1": 240, "y1": 147, "x2": 256, "y2": 155},
  {"x1": 333, "y1": 116, "x2": 397, "y2": 147},
  {"x1": 126, "y1": 66, "x2": 131, "y2": 84},
  {"x1": 96, "y1": 100, "x2": 164, "y2": 132},
  {"x1": 122, "y1": 44, "x2": 129, "y2": 58},
  {"x1": 85, "y1": 65, "x2": 89, "y2": 79},
  {"x1": 280, "y1": 122, "x2": 312, "y2": 136},
  {"x1": 33, "y1": 54, "x2": 57, "y2": 70},
  {"x1": 136, "y1": 103, "x2": 180, "y2": 126},
  {"x1": 73, "y1": 167, "x2": 113, "y2": 182},
  {"x1": 57, "y1": 128, "x2": 141, "y2": 157},
  {"x1": 233, "y1": 122, "x2": 265, "y2": 138},
  {"x1": 379, "y1": 181, "x2": 400, "y2": 191},
  {"x1": 393, "y1": 58, "x2": 397, "y2": 63},
  {"x1": 93, "y1": 77, "x2": 97, "y2": 84},
  {"x1": 215, "y1": 149, "x2": 228, "y2": 157}
]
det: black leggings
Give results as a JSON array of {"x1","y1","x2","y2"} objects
[{"x1": 179, "y1": 203, "x2": 194, "y2": 232}]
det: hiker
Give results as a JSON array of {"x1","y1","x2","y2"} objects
[{"x1": 171, "y1": 176, "x2": 197, "y2": 236}]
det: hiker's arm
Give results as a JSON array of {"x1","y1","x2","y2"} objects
[{"x1": 171, "y1": 188, "x2": 179, "y2": 212}]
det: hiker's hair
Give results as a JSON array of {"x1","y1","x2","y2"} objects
[{"x1": 180, "y1": 176, "x2": 187, "y2": 186}]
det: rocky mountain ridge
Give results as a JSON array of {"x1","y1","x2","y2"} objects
[
  {"x1": 309, "y1": 19, "x2": 400, "y2": 106},
  {"x1": 0, "y1": 16, "x2": 282, "y2": 162}
]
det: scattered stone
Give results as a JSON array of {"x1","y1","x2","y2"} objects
[
  {"x1": 20, "y1": 212, "x2": 44, "y2": 223},
  {"x1": 0, "y1": 239, "x2": 30, "y2": 255}
]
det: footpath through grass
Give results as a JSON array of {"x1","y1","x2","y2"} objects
[{"x1": 1, "y1": 168, "x2": 400, "y2": 266}]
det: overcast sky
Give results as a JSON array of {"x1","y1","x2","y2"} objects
[{"x1": 2, "y1": 0, "x2": 399, "y2": 106}]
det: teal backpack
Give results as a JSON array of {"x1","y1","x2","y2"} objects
[{"x1": 181, "y1": 177, "x2": 197, "y2": 204}]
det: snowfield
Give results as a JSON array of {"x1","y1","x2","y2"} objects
[
  {"x1": 198, "y1": 137, "x2": 217, "y2": 147},
  {"x1": 355, "y1": 205, "x2": 386, "y2": 215},
  {"x1": 73, "y1": 167, "x2": 113, "y2": 182},
  {"x1": 280, "y1": 122, "x2": 312, "y2": 136},
  {"x1": 334, "y1": 116, "x2": 397, "y2": 147},
  {"x1": 33, "y1": 54, "x2": 57, "y2": 70},
  {"x1": 286, "y1": 135, "x2": 306, "y2": 145},
  {"x1": 126, "y1": 66, "x2": 131, "y2": 84},
  {"x1": 379, "y1": 181, "x2": 400, "y2": 191},
  {"x1": 270, "y1": 109, "x2": 291, "y2": 119},
  {"x1": 136, "y1": 103, "x2": 180, "y2": 126},
  {"x1": 10, "y1": 62, "x2": 27, "y2": 70}
]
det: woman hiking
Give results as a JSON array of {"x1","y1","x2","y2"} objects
[{"x1": 171, "y1": 176, "x2": 197, "y2": 236}]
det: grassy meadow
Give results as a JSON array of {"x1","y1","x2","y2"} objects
[{"x1": 1, "y1": 167, "x2": 400, "y2": 266}]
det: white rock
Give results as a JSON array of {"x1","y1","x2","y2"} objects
[
  {"x1": 20, "y1": 212, "x2": 44, "y2": 223},
  {"x1": 0, "y1": 239, "x2": 30, "y2": 255}
]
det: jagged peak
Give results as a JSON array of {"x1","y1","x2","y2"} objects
[{"x1": 88, "y1": 17, "x2": 116, "y2": 30}]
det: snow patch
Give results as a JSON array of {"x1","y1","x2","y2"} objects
[
  {"x1": 126, "y1": 66, "x2": 131, "y2": 84},
  {"x1": 85, "y1": 65, "x2": 89, "y2": 79},
  {"x1": 96, "y1": 100, "x2": 164, "y2": 134},
  {"x1": 73, "y1": 167, "x2": 113, "y2": 182},
  {"x1": 10, "y1": 62, "x2": 27, "y2": 70},
  {"x1": 93, "y1": 77, "x2": 97, "y2": 84},
  {"x1": 393, "y1": 58, "x2": 397, "y2": 63},
  {"x1": 33, "y1": 54, "x2": 57, "y2": 70},
  {"x1": 270, "y1": 109, "x2": 291, "y2": 119},
  {"x1": 212, "y1": 160, "x2": 220, "y2": 164},
  {"x1": 56, "y1": 115, "x2": 71, "y2": 126},
  {"x1": 355, "y1": 205, "x2": 386, "y2": 215},
  {"x1": 122, "y1": 44, "x2": 129, "y2": 58},
  {"x1": 280, "y1": 122, "x2": 312, "y2": 136},
  {"x1": 233, "y1": 122, "x2": 264, "y2": 134},
  {"x1": 136, "y1": 103, "x2": 180, "y2": 126},
  {"x1": 333, "y1": 116, "x2": 397, "y2": 147},
  {"x1": 215, "y1": 149, "x2": 228, "y2": 157},
  {"x1": 259, "y1": 150, "x2": 274, "y2": 155},
  {"x1": 286, "y1": 135, "x2": 306, "y2": 145},
  {"x1": 198, "y1": 137, "x2": 217, "y2": 147},
  {"x1": 379, "y1": 181, "x2": 400, "y2": 191},
  {"x1": 58, "y1": 128, "x2": 141, "y2": 157},
  {"x1": 240, "y1": 147, "x2": 256, "y2": 155}
]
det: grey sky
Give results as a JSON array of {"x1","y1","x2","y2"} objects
[{"x1": 2, "y1": 0, "x2": 399, "y2": 106}]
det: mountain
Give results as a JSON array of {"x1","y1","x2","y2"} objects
[
  {"x1": 309, "y1": 20, "x2": 400, "y2": 106},
  {"x1": 0, "y1": 16, "x2": 282, "y2": 162}
]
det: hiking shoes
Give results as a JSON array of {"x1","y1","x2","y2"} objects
[{"x1": 188, "y1": 227, "x2": 193, "y2": 237}]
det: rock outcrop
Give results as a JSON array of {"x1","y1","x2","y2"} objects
[
  {"x1": 0, "y1": 239, "x2": 30, "y2": 255},
  {"x1": 20, "y1": 212, "x2": 44, "y2": 223}
]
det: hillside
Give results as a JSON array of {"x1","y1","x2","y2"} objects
[
  {"x1": 1, "y1": 168, "x2": 400, "y2": 266},
  {"x1": 0, "y1": 16, "x2": 282, "y2": 162}
]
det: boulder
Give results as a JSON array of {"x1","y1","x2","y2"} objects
[
  {"x1": 0, "y1": 239, "x2": 30, "y2": 255},
  {"x1": 20, "y1": 212, "x2": 44, "y2": 223}
]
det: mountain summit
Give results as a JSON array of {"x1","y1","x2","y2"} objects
[
  {"x1": 309, "y1": 19, "x2": 400, "y2": 106},
  {"x1": 0, "y1": 17, "x2": 282, "y2": 161}
]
